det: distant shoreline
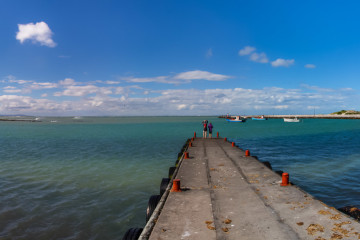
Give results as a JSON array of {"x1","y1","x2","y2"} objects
[{"x1": 219, "y1": 114, "x2": 360, "y2": 119}]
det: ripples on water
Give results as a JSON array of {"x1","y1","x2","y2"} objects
[{"x1": 1, "y1": 117, "x2": 360, "y2": 239}]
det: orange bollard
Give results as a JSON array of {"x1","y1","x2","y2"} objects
[
  {"x1": 189, "y1": 142, "x2": 192, "y2": 147},
  {"x1": 194, "y1": 132, "x2": 196, "y2": 138},
  {"x1": 191, "y1": 137, "x2": 194, "y2": 141},
  {"x1": 224, "y1": 137, "x2": 227, "y2": 142},
  {"x1": 245, "y1": 149, "x2": 250, "y2": 156},
  {"x1": 217, "y1": 132, "x2": 219, "y2": 138},
  {"x1": 281, "y1": 173, "x2": 289, "y2": 186},
  {"x1": 232, "y1": 142, "x2": 235, "y2": 147},
  {"x1": 171, "y1": 179, "x2": 182, "y2": 192},
  {"x1": 184, "y1": 152, "x2": 189, "y2": 159}
]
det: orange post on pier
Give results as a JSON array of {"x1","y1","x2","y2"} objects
[
  {"x1": 281, "y1": 173, "x2": 289, "y2": 186},
  {"x1": 171, "y1": 179, "x2": 182, "y2": 192}
]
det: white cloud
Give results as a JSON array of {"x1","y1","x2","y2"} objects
[
  {"x1": 30, "y1": 82, "x2": 58, "y2": 90},
  {"x1": 4, "y1": 75, "x2": 32, "y2": 85},
  {"x1": 59, "y1": 78, "x2": 76, "y2": 86},
  {"x1": 239, "y1": 46, "x2": 268, "y2": 64},
  {"x1": 3, "y1": 86, "x2": 21, "y2": 93},
  {"x1": 174, "y1": 70, "x2": 230, "y2": 81},
  {"x1": 0, "y1": 76, "x2": 356, "y2": 116},
  {"x1": 16, "y1": 21, "x2": 56, "y2": 47},
  {"x1": 249, "y1": 52, "x2": 269, "y2": 63},
  {"x1": 239, "y1": 46, "x2": 256, "y2": 56},
  {"x1": 0, "y1": 85, "x2": 354, "y2": 116},
  {"x1": 177, "y1": 104, "x2": 187, "y2": 110},
  {"x1": 239, "y1": 46, "x2": 296, "y2": 67},
  {"x1": 54, "y1": 85, "x2": 112, "y2": 97},
  {"x1": 271, "y1": 58, "x2": 295, "y2": 67},
  {"x1": 122, "y1": 70, "x2": 231, "y2": 84},
  {"x1": 305, "y1": 64, "x2": 316, "y2": 69}
]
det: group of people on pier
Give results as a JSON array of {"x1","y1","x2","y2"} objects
[{"x1": 202, "y1": 120, "x2": 213, "y2": 138}]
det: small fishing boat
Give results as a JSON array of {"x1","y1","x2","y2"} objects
[
  {"x1": 252, "y1": 115, "x2": 267, "y2": 120},
  {"x1": 284, "y1": 117, "x2": 300, "y2": 122},
  {"x1": 226, "y1": 116, "x2": 246, "y2": 122}
]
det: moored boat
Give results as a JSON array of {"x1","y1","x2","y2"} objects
[
  {"x1": 284, "y1": 117, "x2": 300, "y2": 122},
  {"x1": 226, "y1": 116, "x2": 246, "y2": 122},
  {"x1": 252, "y1": 115, "x2": 267, "y2": 120}
]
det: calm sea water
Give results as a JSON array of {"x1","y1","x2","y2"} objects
[{"x1": 1, "y1": 116, "x2": 360, "y2": 239}]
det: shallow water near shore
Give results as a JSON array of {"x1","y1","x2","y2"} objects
[{"x1": 1, "y1": 116, "x2": 360, "y2": 239}]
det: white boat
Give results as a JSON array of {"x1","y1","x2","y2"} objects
[
  {"x1": 226, "y1": 116, "x2": 246, "y2": 122},
  {"x1": 284, "y1": 117, "x2": 300, "y2": 122}
]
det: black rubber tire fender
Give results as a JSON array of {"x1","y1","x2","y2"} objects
[
  {"x1": 146, "y1": 195, "x2": 161, "y2": 222},
  {"x1": 122, "y1": 227, "x2": 143, "y2": 240},
  {"x1": 168, "y1": 166, "x2": 176, "y2": 179},
  {"x1": 262, "y1": 161, "x2": 272, "y2": 170},
  {"x1": 160, "y1": 178, "x2": 170, "y2": 196}
]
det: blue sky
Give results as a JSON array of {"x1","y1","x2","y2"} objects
[{"x1": 1, "y1": 1, "x2": 360, "y2": 116}]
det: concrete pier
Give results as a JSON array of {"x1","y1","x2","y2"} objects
[{"x1": 142, "y1": 138, "x2": 360, "y2": 239}]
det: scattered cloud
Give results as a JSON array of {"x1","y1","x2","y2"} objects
[
  {"x1": 238, "y1": 46, "x2": 256, "y2": 56},
  {"x1": 239, "y1": 46, "x2": 301, "y2": 67},
  {"x1": 54, "y1": 85, "x2": 112, "y2": 97},
  {"x1": 305, "y1": 64, "x2": 316, "y2": 69},
  {"x1": 16, "y1": 21, "x2": 56, "y2": 47},
  {"x1": 3, "y1": 86, "x2": 22, "y2": 93},
  {"x1": 0, "y1": 75, "x2": 356, "y2": 116},
  {"x1": 59, "y1": 78, "x2": 76, "y2": 86},
  {"x1": 271, "y1": 58, "x2": 295, "y2": 67},
  {"x1": 249, "y1": 52, "x2": 269, "y2": 63},
  {"x1": 239, "y1": 46, "x2": 268, "y2": 64}
]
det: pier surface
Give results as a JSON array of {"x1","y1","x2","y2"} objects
[{"x1": 145, "y1": 138, "x2": 360, "y2": 240}]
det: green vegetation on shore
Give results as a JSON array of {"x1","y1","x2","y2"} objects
[{"x1": 331, "y1": 110, "x2": 360, "y2": 115}]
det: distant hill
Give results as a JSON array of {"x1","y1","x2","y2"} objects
[{"x1": 331, "y1": 110, "x2": 360, "y2": 115}]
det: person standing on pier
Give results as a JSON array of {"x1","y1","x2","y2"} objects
[
  {"x1": 202, "y1": 120, "x2": 208, "y2": 138},
  {"x1": 208, "y1": 122, "x2": 213, "y2": 138}
]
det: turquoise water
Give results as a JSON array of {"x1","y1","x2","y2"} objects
[{"x1": 1, "y1": 117, "x2": 360, "y2": 239}]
